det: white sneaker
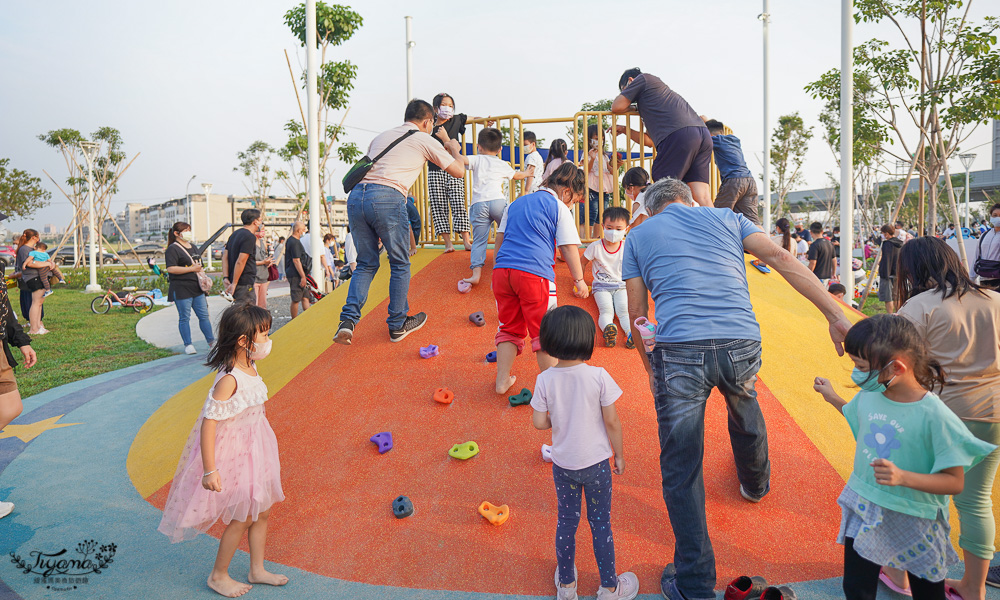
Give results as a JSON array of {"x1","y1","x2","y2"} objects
[
  {"x1": 43, "y1": 290, "x2": 53, "y2": 297},
  {"x1": 184, "y1": 345, "x2": 197, "y2": 355},
  {"x1": 220, "y1": 291, "x2": 234, "y2": 302},
  {"x1": 0, "y1": 501, "x2": 14, "y2": 519},
  {"x1": 596, "y1": 572, "x2": 639, "y2": 600},
  {"x1": 555, "y1": 565, "x2": 579, "y2": 600}
]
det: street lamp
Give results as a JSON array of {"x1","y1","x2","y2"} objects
[
  {"x1": 959, "y1": 153, "x2": 976, "y2": 230},
  {"x1": 79, "y1": 141, "x2": 101, "y2": 292},
  {"x1": 185, "y1": 174, "x2": 196, "y2": 228},
  {"x1": 201, "y1": 183, "x2": 214, "y2": 269}
]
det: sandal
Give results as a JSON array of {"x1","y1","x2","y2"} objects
[{"x1": 879, "y1": 569, "x2": 912, "y2": 597}]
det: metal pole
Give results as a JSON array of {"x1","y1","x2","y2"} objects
[
  {"x1": 306, "y1": 0, "x2": 323, "y2": 280},
  {"x1": 185, "y1": 175, "x2": 196, "y2": 233},
  {"x1": 840, "y1": 0, "x2": 855, "y2": 294},
  {"x1": 761, "y1": 1, "x2": 772, "y2": 234},
  {"x1": 405, "y1": 16, "x2": 414, "y2": 102},
  {"x1": 202, "y1": 183, "x2": 214, "y2": 269},
  {"x1": 81, "y1": 143, "x2": 101, "y2": 292},
  {"x1": 965, "y1": 169, "x2": 971, "y2": 229}
]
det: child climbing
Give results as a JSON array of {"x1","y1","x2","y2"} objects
[
  {"x1": 158, "y1": 303, "x2": 287, "y2": 598},
  {"x1": 531, "y1": 305, "x2": 638, "y2": 600},
  {"x1": 582, "y1": 206, "x2": 633, "y2": 349},
  {"x1": 492, "y1": 162, "x2": 588, "y2": 395},
  {"x1": 460, "y1": 128, "x2": 535, "y2": 287},
  {"x1": 813, "y1": 314, "x2": 996, "y2": 600},
  {"x1": 621, "y1": 167, "x2": 650, "y2": 227}
]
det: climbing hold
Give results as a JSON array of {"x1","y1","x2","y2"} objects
[
  {"x1": 541, "y1": 444, "x2": 553, "y2": 463},
  {"x1": 509, "y1": 388, "x2": 532, "y2": 407},
  {"x1": 469, "y1": 311, "x2": 486, "y2": 327},
  {"x1": 370, "y1": 432, "x2": 393, "y2": 454},
  {"x1": 392, "y1": 496, "x2": 414, "y2": 519},
  {"x1": 449, "y1": 441, "x2": 480, "y2": 460},
  {"x1": 486, "y1": 351, "x2": 497, "y2": 363},
  {"x1": 478, "y1": 501, "x2": 510, "y2": 526},
  {"x1": 750, "y1": 259, "x2": 771, "y2": 274},
  {"x1": 419, "y1": 344, "x2": 439, "y2": 358},
  {"x1": 457, "y1": 280, "x2": 472, "y2": 293},
  {"x1": 433, "y1": 387, "x2": 454, "y2": 405}
]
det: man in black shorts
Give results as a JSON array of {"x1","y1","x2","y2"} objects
[
  {"x1": 611, "y1": 67, "x2": 713, "y2": 207},
  {"x1": 222, "y1": 208, "x2": 262, "y2": 304},
  {"x1": 285, "y1": 221, "x2": 311, "y2": 319}
]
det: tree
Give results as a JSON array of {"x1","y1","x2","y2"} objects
[
  {"x1": 235, "y1": 141, "x2": 276, "y2": 218},
  {"x1": 0, "y1": 159, "x2": 51, "y2": 219},
  {"x1": 768, "y1": 113, "x2": 813, "y2": 221}
]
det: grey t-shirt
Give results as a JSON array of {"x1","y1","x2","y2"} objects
[
  {"x1": 16, "y1": 245, "x2": 39, "y2": 282},
  {"x1": 619, "y1": 73, "x2": 705, "y2": 146}
]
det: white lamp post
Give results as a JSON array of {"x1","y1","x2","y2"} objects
[
  {"x1": 202, "y1": 183, "x2": 214, "y2": 269},
  {"x1": 80, "y1": 141, "x2": 101, "y2": 292},
  {"x1": 185, "y1": 174, "x2": 196, "y2": 231},
  {"x1": 959, "y1": 153, "x2": 976, "y2": 230}
]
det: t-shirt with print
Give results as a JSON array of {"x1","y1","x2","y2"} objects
[
  {"x1": 618, "y1": 73, "x2": 705, "y2": 146},
  {"x1": 524, "y1": 150, "x2": 545, "y2": 194},
  {"x1": 622, "y1": 205, "x2": 763, "y2": 343},
  {"x1": 495, "y1": 188, "x2": 580, "y2": 282},
  {"x1": 466, "y1": 154, "x2": 515, "y2": 205},
  {"x1": 225, "y1": 228, "x2": 257, "y2": 287},
  {"x1": 530, "y1": 363, "x2": 622, "y2": 471},
  {"x1": 165, "y1": 242, "x2": 203, "y2": 301},
  {"x1": 362, "y1": 123, "x2": 457, "y2": 196},
  {"x1": 843, "y1": 390, "x2": 996, "y2": 519},
  {"x1": 284, "y1": 236, "x2": 306, "y2": 278},
  {"x1": 807, "y1": 238, "x2": 835, "y2": 279},
  {"x1": 584, "y1": 239, "x2": 626, "y2": 291}
]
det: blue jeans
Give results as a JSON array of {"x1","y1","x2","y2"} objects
[
  {"x1": 468, "y1": 199, "x2": 506, "y2": 271},
  {"x1": 650, "y1": 338, "x2": 769, "y2": 600},
  {"x1": 175, "y1": 294, "x2": 214, "y2": 346},
  {"x1": 580, "y1": 190, "x2": 611, "y2": 225},
  {"x1": 553, "y1": 461, "x2": 617, "y2": 589},
  {"x1": 340, "y1": 183, "x2": 412, "y2": 330}
]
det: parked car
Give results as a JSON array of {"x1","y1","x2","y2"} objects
[
  {"x1": 120, "y1": 243, "x2": 165, "y2": 260},
  {"x1": 0, "y1": 251, "x2": 14, "y2": 269},
  {"x1": 52, "y1": 247, "x2": 121, "y2": 266}
]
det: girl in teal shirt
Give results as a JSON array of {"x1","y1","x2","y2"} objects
[{"x1": 814, "y1": 314, "x2": 996, "y2": 600}]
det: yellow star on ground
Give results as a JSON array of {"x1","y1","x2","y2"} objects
[{"x1": 0, "y1": 415, "x2": 81, "y2": 443}]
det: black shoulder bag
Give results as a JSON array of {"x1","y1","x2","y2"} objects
[
  {"x1": 974, "y1": 231, "x2": 1000, "y2": 280},
  {"x1": 342, "y1": 129, "x2": 418, "y2": 194}
]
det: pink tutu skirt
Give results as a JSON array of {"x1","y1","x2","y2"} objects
[{"x1": 157, "y1": 405, "x2": 284, "y2": 543}]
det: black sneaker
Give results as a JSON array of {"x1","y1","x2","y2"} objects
[
  {"x1": 987, "y1": 564, "x2": 1000, "y2": 588},
  {"x1": 389, "y1": 312, "x2": 427, "y2": 343},
  {"x1": 333, "y1": 320, "x2": 354, "y2": 345}
]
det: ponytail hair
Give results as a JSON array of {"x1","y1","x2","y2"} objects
[
  {"x1": 167, "y1": 221, "x2": 190, "y2": 246},
  {"x1": 543, "y1": 139, "x2": 568, "y2": 170},
  {"x1": 622, "y1": 166, "x2": 650, "y2": 190},
  {"x1": 775, "y1": 218, "x2": 792, "y2": 253},
  {"x1": 16, "y1": 229, "x2": 38, "y2": 249},
  {"x1": 542, "y1": 162, "x2": 586, "y2": 198}
]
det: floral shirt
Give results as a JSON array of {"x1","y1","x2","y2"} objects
[{"x1": 843, "y1": 390, "x2": 995, "y2": 519}]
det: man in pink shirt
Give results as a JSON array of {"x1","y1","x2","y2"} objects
[{"x1": 334, "y1": 99, "x2": 465, "y2": 345}]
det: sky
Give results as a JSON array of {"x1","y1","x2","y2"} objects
[{"x1": 1, "y1": 0, "x2": 995, "y2": 234}]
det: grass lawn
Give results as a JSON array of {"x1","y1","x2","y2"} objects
[
  {"x1": 859, "y1": 296, "x2": 887, "y2": 317},
  {"x1": 13, "y1": 290, "x2": 173, "y2": 399}
]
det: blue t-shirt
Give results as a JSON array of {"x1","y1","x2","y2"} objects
[
  {"x1": 844, "y1": 390, "x2": 996, "y2": 520},
  {"x1": 622, "y1": 204, "x2": 763, "y2": 343},
  {"x1": 710, "y1": 134, "x2": 752, "y2": 180},
  {"x1": 494, "y1": 189, "x2": 579, "y2": 282}
]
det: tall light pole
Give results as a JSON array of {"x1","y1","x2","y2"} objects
[
  {"x1": 80, "y1": 141, "x2": 101, "y2": 293},
  {"x1": 839, "y1": 0, "x2": 855, "y2": 295},
  {"x1": 959, "y1": 153, "x2": 976, "y2": 229},
  {"x1": 185, "y1": 175, "x2": 196, "y2": 228},
  {"x1": 405, "y1": 16, "x2": 415, "y2": 101},
  {"x1": 202, "y1": 183, "x2": 214, "y2": 269},
  {"x1": 306, "y1": 0, "x2": 323, "y2": 280},
  {"x1": 760, "y1": 2, "x2": 772, "y2": 234}
]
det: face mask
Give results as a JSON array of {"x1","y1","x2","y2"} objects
[
  {"x1": 249, "y1": 339, "x2": 272, "y2": 361},
  {"x1": 589, "y1": 138, "x2": 598, "y2": 149},
  {"x1": 180, "y1": 230, "x2": 193, "y2": 242},
  {"x1": 851, "y1": 360, "x2": 896, "y2": 393},
  {"x1": 437, "y1": 105, "x2": 454, "y2": 120},
  {"x1": 604, "y1": 228, "x2": 626, "y2": 243},
  {"x1": 991, "y1": 217, "x2": 1000, "y2": 227}
]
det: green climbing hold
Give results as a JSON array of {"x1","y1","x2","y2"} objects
[
  {"x1": 509, "y1": 388, "x2": 532, "y2": 407},
  {"x1": 449, "y1": 441, "x2": 480, "y2": 460}
]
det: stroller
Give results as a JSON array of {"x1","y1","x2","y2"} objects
[{"x1": 303, "y1": 273, "x2": 325, "y2": 302}]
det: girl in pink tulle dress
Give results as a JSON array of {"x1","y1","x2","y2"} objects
[{"x1": 158, "y1": 303, "x2": 287, "y2": 598}]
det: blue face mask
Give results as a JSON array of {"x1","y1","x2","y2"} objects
[{"x1": 851, "y1": 360, "x2": 896, "y2": 392}]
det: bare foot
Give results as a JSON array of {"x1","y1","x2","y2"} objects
[
  {"x1": 496, "y1": 374, "x2": 517, "y2": 395},
  {"x1": 248, "y1": 569, "x2": 289, "y2": 586},
  {"x1": 207, "y1": 574, "x2": 252, "y2": 597},
  {"x1": 461, "y1": 275, "x2": 480, "y2": 285},
  {"x1": 463, "y1": 243, "x2": 472, "y2": 251},
  {"x1": 944, "y1": 578, "x2": 982, "y2": 600},
  {"x1": 443, "y1": 245, "x2": 455, "y2": 253}
]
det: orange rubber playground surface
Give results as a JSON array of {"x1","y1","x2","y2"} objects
[{"x1": 123, "y1": 248, "x2": 886, "y2": 597}]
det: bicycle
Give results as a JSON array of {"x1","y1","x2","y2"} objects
[{"x1": 91, "y1": 286, "x2": 153, "y2": 314}]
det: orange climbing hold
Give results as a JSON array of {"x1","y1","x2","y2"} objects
[
  {"x1": 433, "y1": 387, "x2": 454, "y2": 405},
  {"x1": 478, "y1": 501, "x2": 510, "y2": 526}
]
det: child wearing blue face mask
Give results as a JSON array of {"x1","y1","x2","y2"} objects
[
  {"x1": 813, "y1": 314, "x2": 997, "y2": 600},
  {"x1": 582, "y1": 207, "x2": 632, "y2": 349}
]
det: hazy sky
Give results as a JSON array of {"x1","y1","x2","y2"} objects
[{"x1": 1, "y1": 0, "x2": 995, "y2": 234}]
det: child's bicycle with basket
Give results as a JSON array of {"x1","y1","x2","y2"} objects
[{"x1": 91, "y1": 286, "x2": 153, "y2": 314}]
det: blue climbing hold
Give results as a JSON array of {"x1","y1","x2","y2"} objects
[
  {"x1": 392, "y1": 495, "x2": 414, "y2": 518},
  {"x1": 370, "y1": 432, "x2": 393, "y2": 454},
  {"x1": 486, "y1": 351, "x2": 497, "y2": 363}
]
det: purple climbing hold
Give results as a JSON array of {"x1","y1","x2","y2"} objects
[
  {"x1": 486, "y1": 351, "x2": 497, "y2": 363},
  {"x1": 370, "y1": 432, "x2": 393, "y2": 454},
  {"x1": 419, "y1": 344, "x2": 439, "y2": 359}
]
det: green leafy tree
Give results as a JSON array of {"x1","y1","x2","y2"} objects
[
  {"x1": 768, "y1": 113, "x2": 813, "y2": 221},
  {"x1": 0, "y1": 158, "x2": 51, "y2": 219},
  {"x1": 234, "y1": 141, "x2": 276, "y2": 217}
]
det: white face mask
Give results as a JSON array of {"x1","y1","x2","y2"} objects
[
  {"x1": 604, "y1": 228, "x2": 626, "y2": 243},
  {"x1": 249, "y1": 339, "x2": 272, "y2": 361},
  {"x1": 437, "y1": 105, "x2": 454, "y2": 120},
  {"x1": 180, "y1": 230, "x2": 194, "y2": 242},
  {"x1": 991, "y1": 216, "x2": 1000, "y2": 227}
]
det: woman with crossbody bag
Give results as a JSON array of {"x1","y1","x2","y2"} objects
[
  {"x1": 975, "y1": 203, "x2": 1000, "y2": 290},
  {"x1": 166, "y1": 222, "x2": 216, "y2": 355}
]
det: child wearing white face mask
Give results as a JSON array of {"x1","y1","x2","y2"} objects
[
  {"x1": 583, "y1": 207, "x2": 633, "y2": 348},
  {"x1": 158, "y1": 303, "x2": 287, "y2": 597}
]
